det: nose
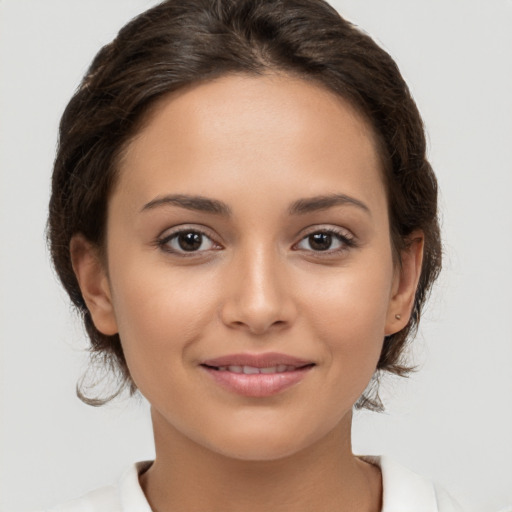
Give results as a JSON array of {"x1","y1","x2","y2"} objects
[{"x1": 219, "y1": 244, "x2": 297, "y2": 335}]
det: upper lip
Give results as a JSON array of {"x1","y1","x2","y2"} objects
[{"x1": 201, "y1": 352, "x2": 314, "y2": 369}]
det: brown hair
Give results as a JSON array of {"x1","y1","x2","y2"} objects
[{"x1": 48, "y1": 0, "x2": 441, "y2": 410}]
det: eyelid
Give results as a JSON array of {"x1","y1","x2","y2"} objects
[
  {"x1": 296, "y1": 224, "x2": 355, "y2": 241},
  {"x1": 156, "y1": 224, "x2": 223, "y2": 255},
  {"x1": 292, "y1": 225, "x2": 357, "y2": 253},
  {"x1": 154, "y1": 223, "x2": 356, "y2": 256}
]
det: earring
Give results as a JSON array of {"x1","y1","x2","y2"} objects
[{"x1": 395, "y1": 314, "x2": 401, "y2": 320}]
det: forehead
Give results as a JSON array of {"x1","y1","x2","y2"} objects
[{"x1": 115, "y1": 73, "x2": 386, "y2": 214}]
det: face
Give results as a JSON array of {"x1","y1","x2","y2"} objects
[{"x1": 74, "y1": 74, "x2": 420, "y2": 461}]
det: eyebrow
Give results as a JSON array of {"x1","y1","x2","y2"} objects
[
  {"x1": 288, "y1": 193, "x2": 371, "y2": 216},
  {"x1": 141, "y1": 192, "x2": 370, "y2": 217},
  {"x1": 141, "y1": 194, "x2": 232, "y2": 216}
]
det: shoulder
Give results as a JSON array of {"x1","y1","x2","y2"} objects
[
  {"x1": 361, "y1": 455, "x2": 464, "y2": 512},
  {"x1": 37, "y1": 462, "x2": 153, "y2": 512}
]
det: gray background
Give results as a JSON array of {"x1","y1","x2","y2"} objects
[{"x1": 1, "y1": 1, "x2": 511, "y2": 511}]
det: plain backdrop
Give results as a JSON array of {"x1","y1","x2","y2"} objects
[{"x1": 1, "y1": 1, "x2": 511, "y2": 511}]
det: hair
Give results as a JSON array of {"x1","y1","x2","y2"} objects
[{"x1": 48, "y1": 0, "x2": 442, "y2": 411}]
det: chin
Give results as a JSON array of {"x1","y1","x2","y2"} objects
[{"x1": 197, "y1": 417, "x2": 339, "y2": 463}]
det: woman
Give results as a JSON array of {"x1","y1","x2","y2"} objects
[{"x1": 45, "y1": 0, "x2": 458, "y2": 510}]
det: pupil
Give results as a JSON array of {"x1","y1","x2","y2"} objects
[
  {"x1": 178, "y1": 232, "x2": 202, "y2": 251},
  {"x1": 309, "y1": 233, "x2": 332, "y2": 251}
]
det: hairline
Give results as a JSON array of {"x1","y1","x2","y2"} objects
[{"x1": 107, "y1": 68, "x2": 399, "y2": 254}]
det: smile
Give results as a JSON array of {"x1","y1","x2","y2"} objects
[
  {"x1": 200, "y1": 353, "x2": 315, "y2": 397},
  {"x1": 207, "y1": 364, "x2": 305, "y2": 374}
]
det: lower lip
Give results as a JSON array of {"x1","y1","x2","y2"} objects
[{"x1": 201, "y1": 366, "x2": 313, "y2": 397}]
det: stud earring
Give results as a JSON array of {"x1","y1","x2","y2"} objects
[{"x1": 395, "y1": 314, "x2": 401, "y2": 320}]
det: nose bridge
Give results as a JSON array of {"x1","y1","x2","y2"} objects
[
  {"x1": 220, "y1": 238, "x2": 294, "y2": 334},
  {"x1": 245, "y1": 243, "x2": 280, "y2": 308}
]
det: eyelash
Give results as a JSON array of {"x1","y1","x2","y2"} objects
[
  {"x1": 294, "y1": 227, "x2": 357, "y2": 255},
  {"x1": 156, "y1": 226, "x2": 357, "y2": 257},
  {"x1": 156, "y1": 227, "x2": 221, "y2": 256}
]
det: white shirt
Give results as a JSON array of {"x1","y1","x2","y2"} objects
[{"x1": 44, "y1": 456, "x2": 464, "y2": 512}]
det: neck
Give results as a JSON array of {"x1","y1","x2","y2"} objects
[{"x1": 140, "y1": 408, "x2": 382, "y2": 512}]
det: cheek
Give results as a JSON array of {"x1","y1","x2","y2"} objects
[
  {"x1": 299, "y1": 259, "x2": 393, "y2": 374},
  {"x1": 303, "y1": 259, "x2": 393, "y2": 328},
  {"x1": 108, "y1": 261, "x2": 222, "y2": 383}
]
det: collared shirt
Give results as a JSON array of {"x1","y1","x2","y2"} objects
[{"x1": 44, "y1": 456, "x2": 464, "y2": 512}]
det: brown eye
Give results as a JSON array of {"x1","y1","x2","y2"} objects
[
  {"x1": 295, "y1": 229, "x2": 354, "y2": 254},
  {"x1": 160, "y1": 229, "x2": 218, "y2": 254},
  {"x1": 177, "y1": 232, "x2": 203, "y2": 251},
  {"x1": 308, "y1": 233, "x2": 333, "y2": 251}
]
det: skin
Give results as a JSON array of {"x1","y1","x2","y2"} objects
[{"x1": 71, "y1": 74, "x2": 423, "y2": 512}]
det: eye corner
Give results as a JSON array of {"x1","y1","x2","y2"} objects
[
  {"x1": 293, "y1": 226, "x2": 357, "y2": 255},
  {"x1": 155, "y1": 226, "x2": 223, "y2": 256}
]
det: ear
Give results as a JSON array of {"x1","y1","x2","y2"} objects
[
  {"x1": 385, "y1": 231, "x2": 424, "y2": 336},
  {"x1": 70, "y1": 234, "x2": 118, "y2": 336}
]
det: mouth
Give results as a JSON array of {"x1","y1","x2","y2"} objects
[
  {"x1": 201, "y1": 363, "x2": 314, "y2": 374},
  {"x1": 200, "y1": 353, "x2": 315, "y2": 397}
]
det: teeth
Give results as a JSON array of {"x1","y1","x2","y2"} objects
[
  {"x1": 215, "y1": 365, "x2": 298, "y2": 374},
  {"x1": 243, "y1": 366, "x2": 260, "y2": 374}
]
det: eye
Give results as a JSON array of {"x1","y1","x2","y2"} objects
[
  {"x1": 295, "y1": 228, "x2": 355, "y2": 253},
  {"x1": 158, "y1": 229, "x2": 220, "y2": 254}
]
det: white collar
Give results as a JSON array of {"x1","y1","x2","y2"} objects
[
  {"x1": 360, "y1": 455, "x2": 440, "y2": 511},
  {"x1": 118, "y1": 461, "x2": 153, "y2": 512}
]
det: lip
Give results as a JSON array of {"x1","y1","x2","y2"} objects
[
  {"x1": 201, "y1": 352, "x2": 313, "y2": 368},
  {"x1": 200, "y1": 352, "x2": 315, "y2": 398}
]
